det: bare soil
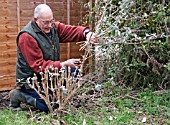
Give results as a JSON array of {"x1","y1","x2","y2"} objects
[{"x1": 0, "y1": 91, "x2": 10, "y2": 109}]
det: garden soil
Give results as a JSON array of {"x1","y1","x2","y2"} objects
[{"x1": 0, "y1": 91, "x2": 10, "y2": 109}]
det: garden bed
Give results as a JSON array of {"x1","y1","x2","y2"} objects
[{"x1": 0, "y1": 91, "x2": 10, "y2": 109}]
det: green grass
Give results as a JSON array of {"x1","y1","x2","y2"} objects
[
  {"x1": 0, "y1": 109, "x2": 53, "y2": 125},
  {"x1": 0, "y1": 86, "x2": 169, "y2": 125}
]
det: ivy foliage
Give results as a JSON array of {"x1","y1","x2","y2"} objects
[{"x1": 89, "y1": 0, "x2": 170, "y2": 89}]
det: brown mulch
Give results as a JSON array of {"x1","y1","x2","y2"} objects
[{"x1": 0, "y1": 91, "x2": 10, "y2": 109}]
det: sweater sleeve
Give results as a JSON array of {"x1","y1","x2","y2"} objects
[
  {"x1": 18, "y1": 32, "x2": 62, "y2": 73},
  {"x1": 54, "y1": 22, "x2": 89, "y2": 43}
]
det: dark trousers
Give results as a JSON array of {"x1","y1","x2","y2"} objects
[
  {"x1": 22, "y1": 87, "x2": 50, "y2": 113},
  {"x1": 21, "y1": 67, "x2": 78, "y2": 113}
]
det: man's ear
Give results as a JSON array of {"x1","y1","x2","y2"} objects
[{"x1": 34, "y1": 17, "x2": 38, "y2": 21}]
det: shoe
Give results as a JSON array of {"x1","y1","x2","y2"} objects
[
  {"x1": 9, "y1": 89, "x2": 36, "y2": 109},
  {"x1": 9, "y1": 89, "x2": 21, "y2": 108}
]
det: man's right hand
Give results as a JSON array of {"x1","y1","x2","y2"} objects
[{"x1": 61, "y1": 59, "x2": 81, "y2": 68}]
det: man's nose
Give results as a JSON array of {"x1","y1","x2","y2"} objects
[{"x1": 47, "y1": 23, "x2": 52, "y2": 28}]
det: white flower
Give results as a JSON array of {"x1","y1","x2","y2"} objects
[
  {"x1": 142, "y1": 117, "x2": 147, "y2": 123},
  {"x1": 95, "y1": 82, "x2": 102, "y2": 92},
  {"x1": 26, "y1": 77, "x2": 31, "y2": 84},
  {"x1": 83, "y1": 119, "x2": 87, "y2": 125},
  {"x1": 61, "y1": 86, "x2": 68, "y2": 96},
  {"x1": 109, "y1": 116, "x2": 113, "y2": 121}
]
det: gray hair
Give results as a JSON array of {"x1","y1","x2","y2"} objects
[{"x1": 34, "y1": 4, "x2": 51, "y2": 18}]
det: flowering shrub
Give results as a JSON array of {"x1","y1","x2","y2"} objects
[{"x1": 86, "y1": 0, "x2": 170, "y2": 89}]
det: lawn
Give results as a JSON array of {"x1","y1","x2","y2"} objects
[{"x1": 0, "y1": 84, "x2": 169, "y2": 125}]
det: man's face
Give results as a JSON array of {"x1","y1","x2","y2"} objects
[{"x1": 36, "y1": 10, "x2": 54, "y2": 34}]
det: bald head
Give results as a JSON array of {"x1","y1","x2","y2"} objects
[
  {"x1": 34, "y1": 4, "x2": 54, "y2": 33},
  {"x1": 34, "y1": 4, "x2": 53, "y2": 19}
]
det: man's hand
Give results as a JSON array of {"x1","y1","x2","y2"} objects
[
  {"x1": 61, "y1": 59, "x2": 81, "y2": 68},
  {"x1": 84, "y1": 30, "x2": 97, "y2": 44}
]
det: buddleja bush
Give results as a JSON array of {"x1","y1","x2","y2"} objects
[{"x1": 88, "y1": 0, "x2": 170, "y2": 89}]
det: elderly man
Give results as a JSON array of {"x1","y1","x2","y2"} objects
[{"x1": 9, "y1": 4, "x2": 96, "y2": 113}]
